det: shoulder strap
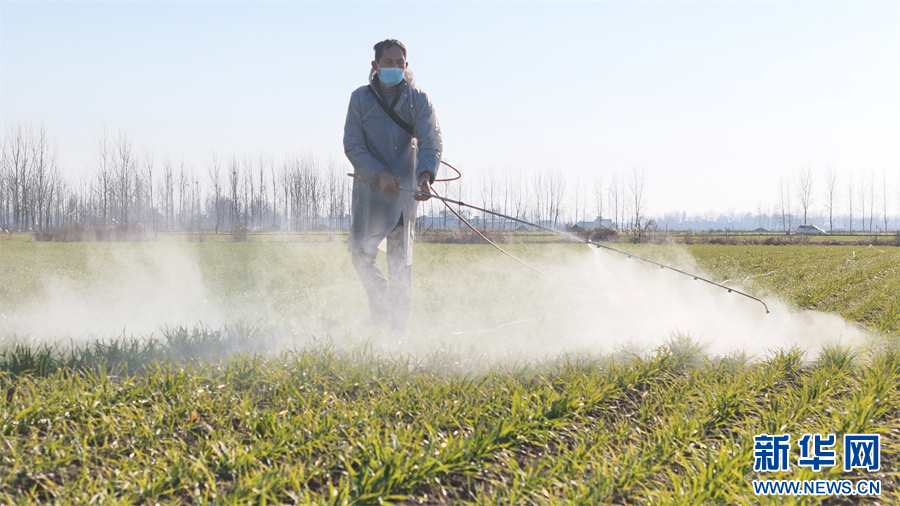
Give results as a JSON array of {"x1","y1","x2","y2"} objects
[{"x1": 367, "y1": 84, "x2": 414, "y2": 136}]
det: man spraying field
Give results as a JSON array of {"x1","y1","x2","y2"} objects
[{"x1": 343, "y1": 39, "x2": 443, "y2": 331}]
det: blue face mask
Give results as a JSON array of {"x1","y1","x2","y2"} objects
[{"x1": 379, "y1": 67, "x2": 405, "y2": 87}]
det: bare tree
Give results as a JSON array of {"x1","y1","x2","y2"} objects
[
  {"x1": 0, "y1": 137, "x2": 7, "y2": 230},
  {"x1": 114, "y1": 130, "x2": 136, "y2": 225},
  {"x1": 498, "y1": 166, "x2": 510, "y2": 231},
  {"x1": 610, "y1": 173, "x2": 621, "y2": 229},
  {"x1": 229, "y1": 156, "x2": 240, "y2": 229},
  {"x1": 193, "y1": 178, "x2": 201, "y2": 231},
  {"x1": 847, "y1": 172, "x2": 854, "y2": 232},
  {"x1": 506, "y1": 166, "x2": 527, "y2": 226},
  {"x1": 486, "y1": 167, "x2": 498, "y2": 230},
  {"x1": 270, "y1": 158, "x2": 279, "y2": 229},
  {"x1": 178, "y1": 160, "x2": 191, "y2": 230},
  {"x1": 304, "y1": 155, "x2": 323, "y2": 230},
  {"x1": 4, "y1": 124, "x2": 33, "y2": 230},
  {"x1": 12, "y1": 124, "x2": 59, "y2": 231},
  {"x1": 326, "y1": 157, "x2": 346, "y2": 230},
  {"x1": 527, "y1": 169, "x2": 566, "y2": 228},
  {"x1": 858, "y1": 172, "x2": 867, "y2": 231},
  {"x1": 593, "y1": 174, "x2": 605, "y2": 226},
  {"x1": 547, "y1": 169, "x2": 566, "y2": 228},
  {"x1": 824, "y1": 166, "x2": 837, "y2": 231},
  {"x1": 531, "y1": 171, "x2": 546, "y2": 224},
  {"x1": 257, "y1": 153, "x2": 269, "y2": 229},
  {"x1": 244, "y1": 157, "x2": 255, "y2": 228},
  {"x1": 132, "y1": 153, "x2": 152, "y2": 229},
  {"x1": 795, "y1": 166, "x2": 813, "y2": 225},
  {"x1": 29, "y1": 126, "x2": 53, "y2": 229},
  {"x1": 571, "y1": 175, "x2": 582, "y2": 226},
  {"x1": 94, "y1": 127, "x2": 114, "y2": 228},
  {"x1": 46, "y1": 168, "x2": 64, "y2": 228},
  {"x1": 459, "y1": 173, "x2": 473, "y2": 229},
  {"x1": 277, "y1": 157, "x2": 289, "y2": 230},
  {"x1": 867, "y1": 170, "x2": 876, "y2": 232},
  {"x1": 286, "y1": 153, "x2": 325, "y2": 231},
  {"x1": 479, "y1": 167, "x2": 497, "y2": 230},
  {"x1": 756, "y1": 202, "x2": 768, "y2": 230},
  {"x1": 208, "y1": 153, "x2": 222, "y2": 233},
  {"x1": 882, "y1": 170, "x2": 890, "y2": 232},
  {"x1": 778, "y1": 177, "x2": 790, "y2": 231},
  {"x1": 627, "y1": 167, "x2": 646, "y2": 229},
  {"x1": 0, "y1": 136, "x2": 7, "y2": 229},
  {"x1": 437, "y1": 173, "x2": 451, "y2": 229},
  {"x1": 162, "y1": 158, "x2": 175, "y2": 231}
]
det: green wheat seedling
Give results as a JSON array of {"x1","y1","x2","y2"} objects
[
  {"x1": 1, "y1": 239, "x2": 898, "y2": 503},
  {"x1": 1, "y1": 330, "x2": 897, "y2": 504}
]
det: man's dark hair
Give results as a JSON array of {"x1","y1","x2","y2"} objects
[{"x1": 374, "y1": 39, "x2": 407, "y2": 62}]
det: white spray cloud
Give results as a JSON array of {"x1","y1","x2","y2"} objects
[
  {"x1": 2, "y1": 242, "x2": 224, "y2": 341},
  {"x1": 396, "y1": 245, "x2": 872, "y2": 363},
  {"x1": 1, "y1": 241, "x2": 874, "y2": 365}
]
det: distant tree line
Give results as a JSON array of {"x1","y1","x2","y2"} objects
[
  {"x1": 425, "y1": 165, "x2": 651, "y2": 232},
  {"x1": 1, "y1": 123, "x2": 897, "y2": 236},
  {"x1": 773, "y1": 165, "x2": 898, "y2": 233},
  {"x1": 657, "y1": 166, "x2": 899, "y2": 233},
  {"x1": 1, "y1": 123, "x2": 656, "y2": 237},
  {"x1": 0, "y1": 124, "x2": 351, "y2": 236}
]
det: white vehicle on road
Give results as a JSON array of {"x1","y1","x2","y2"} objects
[{"x1": 796, "y1": 225, "x2": 827, "y2": 235}]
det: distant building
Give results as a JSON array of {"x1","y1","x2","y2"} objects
[{"x1": 577, "y1": 217, "x2": 614, "y2": 229}]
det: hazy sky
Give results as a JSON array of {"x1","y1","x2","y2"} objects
[{"x1": 2, "y1": 1, "x2": 899, "y2": 215}]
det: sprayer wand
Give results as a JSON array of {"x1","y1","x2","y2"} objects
[{"x1": 347, "y1": 172, "x2": 770, "y2": 314}]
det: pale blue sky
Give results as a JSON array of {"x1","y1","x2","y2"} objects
[{"x1": 2, "y1": 1, "x2": 898, "y2": 215}]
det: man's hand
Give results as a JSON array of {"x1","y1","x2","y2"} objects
[
  {"x1": 414, "y1": 172, "x2": 433, "y2": 201},
  {"x1": 378, "y1": 170, "x2": 400, "y2": 193}
]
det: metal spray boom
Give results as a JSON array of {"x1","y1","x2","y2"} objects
[{"x1": 348, "y1": 173, "x2": 770, "y2": 314}]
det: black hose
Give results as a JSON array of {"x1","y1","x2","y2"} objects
[{"x1": 348, "y1": 170, "x2": 771, "y2": 314}]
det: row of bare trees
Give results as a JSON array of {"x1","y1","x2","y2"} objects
[
  {"x1": 1, "y1": 124, "x2": 655, "y2": 235},
  {"x1": 779, "y1": 165, "x2": 898, "y2": 232},
  {"x1": 0, "y1": 124, "x2": 353, "y2": 235},
  {"x1": 0, "y1": 123, "x2": 64, "y2": 231},
  {"x1": 5, "y1": 123, "x2": 895, "y2": 236},
  {"x1": 421, "y1": 166, "x2": 649, "y2": 231}
]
